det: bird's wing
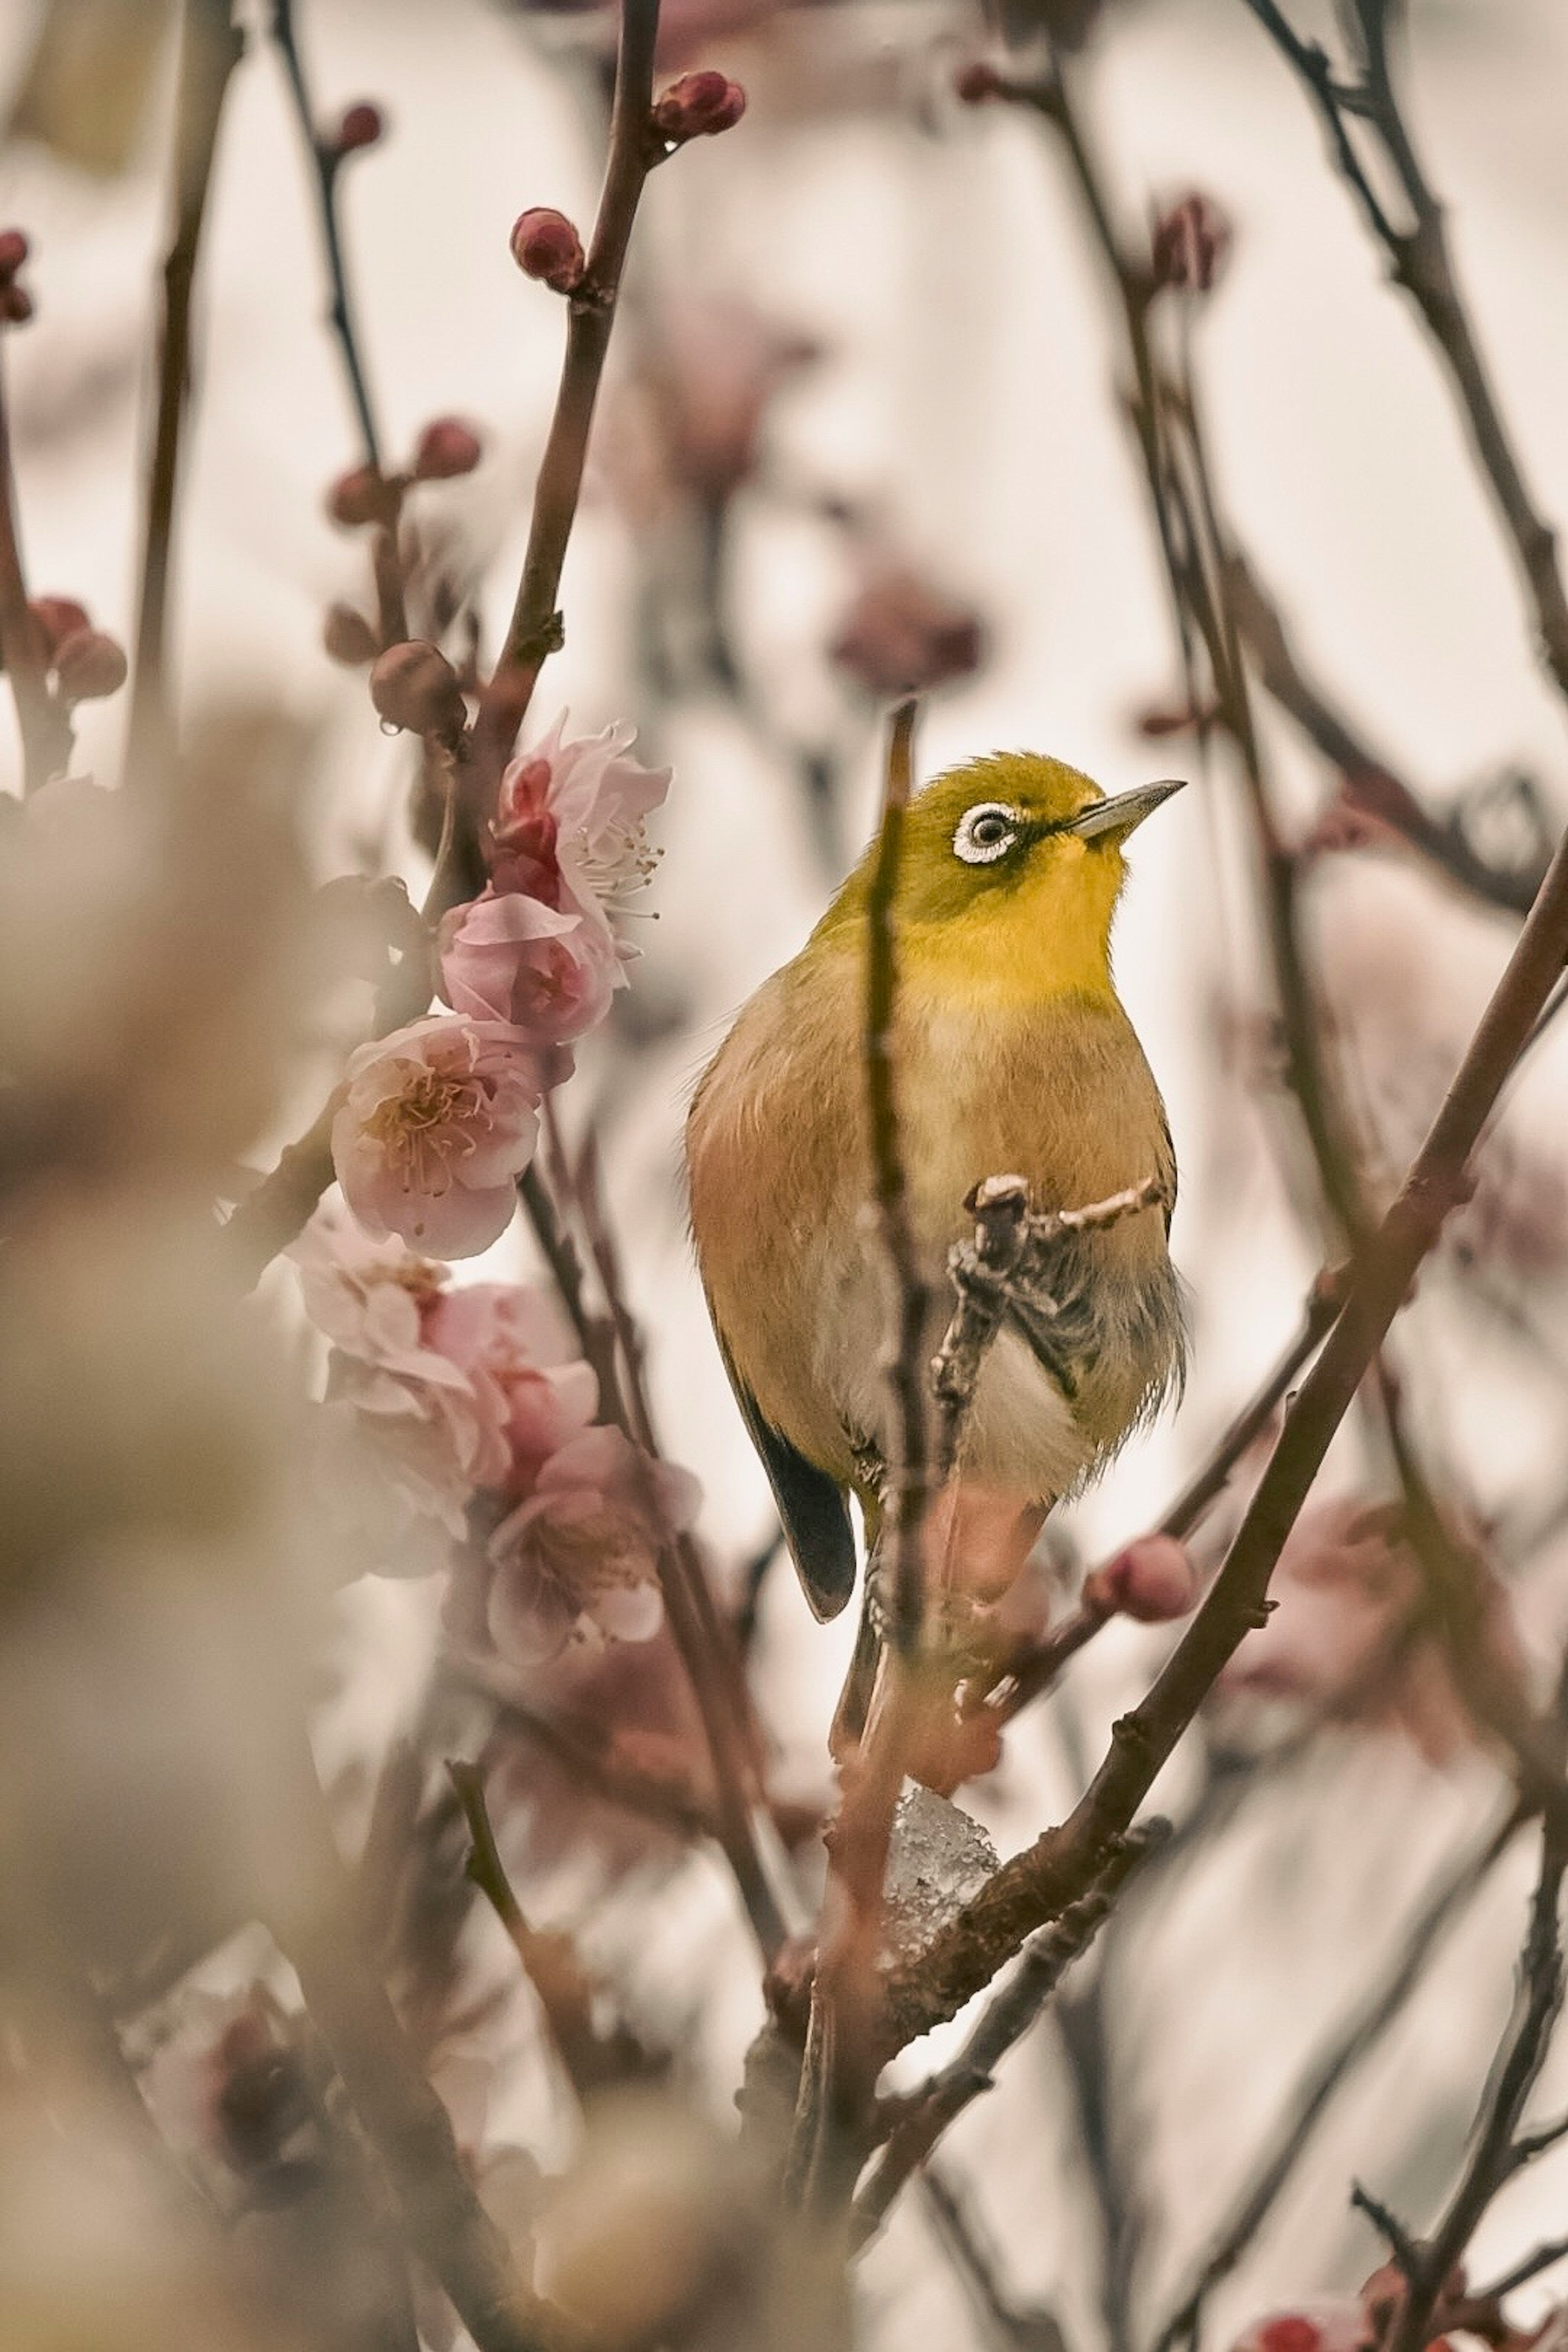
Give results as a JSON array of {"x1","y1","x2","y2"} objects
[{"x1": 715, "y1": 1328, "x2": 857, "y2": 1622}]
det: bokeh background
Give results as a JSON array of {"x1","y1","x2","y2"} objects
[{"x1": 5, "y1": 2, "x2": 1568, "y2": 2347}]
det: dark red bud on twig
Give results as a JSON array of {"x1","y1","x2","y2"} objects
[
  {"x1": 412, "y1": 416, "x2": 483, "y2": 481},
  {"x1": 0, "y1": 284, "x2": 33, "y2": 325},
  {"x1": 509, "y1": 208, "x2": 586, "y2": 294},
  {"x1": 1082, "y1": 1535, "x2": 1198, "y2": 1624},
  {"x1": 653, "y1": 71, "x2": 747, "y2": 140},
  {"x1": 370, "y1": 639, "x2": 466, "y2": 741},
  {"x1": 27, "y1": 596, "x2": 92, "y2": 658},
  {"x1": 331, "y1": 102, "x2": 384, "y2": 156},
  {"x1": 0, "y1": 229, "x2": 29, "y2": 281},
  {"x1": 326, "y1": 463, "x2": 387, "y2": 529},
  {"x1": 1151, "y1": 192, "x2": 1232, "y2": 294},
  {"x1": 323, "y1": 603, "x2": 379, "y2": 666},
  {"x1": 52, "y1": 627, "x2": 129, "y2": 702},
  {"x1": 954, "y1": 60, "x2": 1006, "y2": 103}
]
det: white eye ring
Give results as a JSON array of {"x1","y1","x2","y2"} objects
[{"x1": 953, "y1": 802, "x2": 1020, "y2": 865}]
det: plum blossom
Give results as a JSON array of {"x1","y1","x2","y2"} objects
[
  {"x1": 422, "y1": 1280, "x2": 598, "y2": 1503},
  {"x1": 490, "y1": 713, "x2": 671, "y2": 956},
  {"x1": 487, "y1": 1424, "x2": 701, "y2": 1664},
  {"x1": 331, "y1": 1014, "x2": 545, "y2": 1256},
  {"x1": 291, "y1": 1206, "x2": 509, "y2": 1572},
  {"x1": 439, "y1": 886, "x2": 619, "y2": 1045}
]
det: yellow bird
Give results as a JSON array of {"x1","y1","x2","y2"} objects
[{"x1": 685, "y1": 751, "x2": 1187, "y2": 1625}]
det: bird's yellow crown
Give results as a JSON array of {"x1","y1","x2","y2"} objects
[{"x1": 809, "y1": 752, "x2": 1175, "y2": 1011}]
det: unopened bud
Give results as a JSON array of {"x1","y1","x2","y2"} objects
[
  {"x1": 1082, "y1": 1535, "x2": 1198, "y2": 1624},
  {"x1": 0, "y1": 229, "x2": 29, "y2": 281},
  {"x1": 653, "y1": 70, "x2": 747, "y2": 140},
  {"x1": 323, "y1": 603, "x2": 379, "y2": 666},
  {"x1": 1151, "y1": 192, "x2": 1231, "y2": 294},
  {"x1": 331, "y1": 102, "x2": 384, "y2": 155},
  {"x1": 413, "y1": 416, "x2": 483, "y2": 481},
  {"x1": 28, "y1": 596, "x2": 92, "y2": 658},
  {"x1": 370, "y1": 639, "x2": 466, "y2": 740},
  {"x1": 509, "y1": 208, "x2": 586, "y2": 294},
  {"x1": 954, "y1": 60, "x2": 1005, "y2": 103},
  {"x1": 326, "y1": 463, "x2": 387, "y2": 529},
  {"x1": 53, "y1": 627, "x2": 129, "y2": 702},
  {"x1": 1, "y1": 284, "x2": 33, "y2": 326}
]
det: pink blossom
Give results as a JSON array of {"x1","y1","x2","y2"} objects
[
  {"x1": 332, "y1": 1015, "x2": 544, "y2": 1258},
  {"x1": 423, "y1": 1281, "x2": 598, "y2": 1504},
  {"x1": 1231, "y1": 2307, "x2": 1374, "y2": 2352},
  {"x1": 491, "y1": 714, "x2": 671, "y2": 955},
  {"x1": 438, "y1": 886, "x2": 619, "y2": 1045},
  {"x1": 487, "y1": 1425, "x2": 701, "y2": 1664}
]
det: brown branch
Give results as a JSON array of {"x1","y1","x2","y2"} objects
[
  {"x1": 1241, "y1": 0, "x2": 1568, "y2": 706},
  {"x1": 279, "y1": 1757, "x2": 586, "y2": 2352},
  {"x1": 1227, "y1": 557, "x2": 1546, "y2": 917},
  {"x1": 880, "y1": 811, "x2": 1568, "y2": 2053},
  {"x1": 1385, "y1": 1817, "x2": 1568, "y2": 2352},
  {"x1": 1152, "y1": 1810, "x2": 1521, "y2": 2352},
  {"x1": 125, "y1": 0, "x2": 244, "y2": 794},
  {"x1": 468, "y1": 0, "x2": 663, "y2": 792},
  {"x1": 0, "y1": 351, "x2": 69, "y2": 792},
  {"x1": 448, "y1": 1756, "x2": 659, "y2": 2105},
  {"x1": 854, "y1": 1821, "x2": 1168, "y2": 2238}
]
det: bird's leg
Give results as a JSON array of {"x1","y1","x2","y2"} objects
[{"x1": 1002, "y1": 1227, "x2": 1106, "y2": 1398}]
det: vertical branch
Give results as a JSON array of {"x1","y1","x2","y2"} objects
[
  {"x1": 0, "y1": 350, "x2": 69, "y2": 792},
  {"x1": 124, "y1": 0, "x2": 244, "y2": 793},
  {"x1": 468, "y1": 0, "x2": 662, "y2": 790},
  {"x1": 865, "y1": 695, "x2": 932, "y2": 1655},
  {"x1": 272, "y1": 0, "x2": 383, "y2": 474}
]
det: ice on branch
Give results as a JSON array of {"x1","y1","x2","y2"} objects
[{"x1": 330, "y1": 1015, "x2": 547, "y2": 1256}]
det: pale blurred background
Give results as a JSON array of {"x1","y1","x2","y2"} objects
[{"x1": 4, "y1": 2, "x2": 1568, "y2": 2347}]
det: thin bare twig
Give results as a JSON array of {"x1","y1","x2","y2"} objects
[
  {"x1": 1240, "y1": 0, "x2": 1568, "y2": 705},
  {"x1": 1152, "y1": 1811, "x2": 1521, "y2": 2352},
  {"x1": 881, "y1": 811, "x2": 1568, "y2": 2053},
  {"x1": 468, "y1": 0, "x2": 663, "y2": 791},
  {"x1": 854, "y1": 1822, "x2": 1169, "y2": 2237},
  {"x1": 0, "y1": 350, "x2": 69, "y2": 792},
  {"x1": 922, "y1": 2168, "x2": 1070, "y2": 2352},
  {"x1": 125, "y1": 0, "x2": 244, "y2": 794}
]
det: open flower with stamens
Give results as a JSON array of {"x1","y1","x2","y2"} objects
[
  {"x1": 332, "y1": 1016, "x2": 546, "y2": 1257},
  {"x1": 491, "y1": 714, "x2": 671, "y2": 960},
  {"x1": 486, "y1": 1425, "x2": 700, "y2": 1664}
]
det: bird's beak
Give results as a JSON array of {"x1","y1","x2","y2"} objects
[{"x1": 1064, "y1": 777, "x2": 1186, "y2": 843}]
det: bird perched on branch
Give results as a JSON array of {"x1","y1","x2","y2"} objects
[{"x1": 685, "y1": 750, "x2": 1186, "y2": 1634}]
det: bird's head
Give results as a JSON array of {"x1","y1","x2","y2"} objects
[{"x1": 822, "y1": 752, "x2": 1184, "y2": 1004}]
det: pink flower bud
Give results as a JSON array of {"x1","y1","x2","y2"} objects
[
  {"x1": 323, "y1": 603, "x2": 379, "y2": 666},
  {"x1": 510, "y1": 208, "x2": 586, "y2": 295},
  {"x1": 370, "y1": 639, "x2": 467, "y2": 740},
  {"x1": 332, "y1": 102, "x2": 384, "y2": 155},
  {"x1": 0, "y1": 229, "x2": 29, "y2": 281},
  {"x1": 413, "y1": 416, "x2": 483, "y2": 481},
  {"x1": 653, "y1": 71, "x2": 747, "y2": 140},
  {"x1": 326, "y1": 463, "x2": 388, "y2": 529},
  {"x1": 1151, "y1": 192, "x2": 1232, "y2": 294},
  {"x1": 27, "y1": 596, "x2": 91, "y2": 658},
  {"x1": 52, "y1": 627, "x2": 129, "y2": 702},
  {"x1": 1082, "y1": 1535, "x2": 1198, "y2": 1624}
]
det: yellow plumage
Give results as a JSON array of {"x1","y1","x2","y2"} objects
[{"x1": 685, "y1": 751, "x2": 1185, "y2": 1621}]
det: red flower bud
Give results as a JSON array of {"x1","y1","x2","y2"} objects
[
  {"x1": 1082, "y1": 1535, "x2": 1198, "y2": 1624},
  {"x1": 954, "y1": 60, "x2": 1005, "y2": 103},
  {"x1": 1151, "y1": 192, "x2": 1232, "y2": 294},
  {"x1": 412, "y1": 416, "x2": 483, "y2": 481},
  {"x1": 509, "y1": 208, "x2": 586, "y2": 295},
  {"x1": 27, "y1": 596, "x2": 92, "y2": 658},
  {"x1": 370, "y1": 640, "x2": 466, "y2": 741},
  {"x1": 0, "y1": 229, "x2": 29, "y2": 281},
  {"x1": 332, "y1": 102, "x2": 384, "y2": 156},
  {"x1": 52, "y1": 627, "x2": 129, "y2": 702},
  {"x1": 323, "y1": 603, "x2": 379, "y2": 666},
  {"x1": 326, "y1": 463, "x2": 387, "y2": 529},
  {"x1": 653, "y1": 71, "x2": 747, "y2": 140}
]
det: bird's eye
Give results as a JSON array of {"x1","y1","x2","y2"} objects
[{"x1": 953, "y1": 802, "x2": 1020, "y2": 865}]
